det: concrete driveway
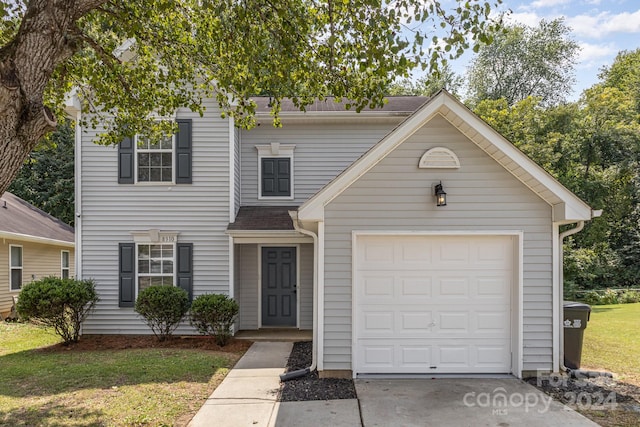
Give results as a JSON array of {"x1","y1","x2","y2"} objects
[{"x1": 355, "y1": 378, "x2": 598, "y2": 427}]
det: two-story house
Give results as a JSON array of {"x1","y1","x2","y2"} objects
[{"x1": 74, "y1": 90, "x2": 598, "y2": 379}]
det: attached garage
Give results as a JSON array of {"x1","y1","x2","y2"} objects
[{"x1": 353, "y1": 233, "x2": 520, "y2": 375}]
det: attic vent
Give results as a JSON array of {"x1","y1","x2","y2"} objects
[{"x1": 419, "y1": 147, "x2": 460, "y2": 169}]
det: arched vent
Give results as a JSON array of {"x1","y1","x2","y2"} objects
[{"x1": 418, "y1": 147, "x2": 460, "y2": 169}]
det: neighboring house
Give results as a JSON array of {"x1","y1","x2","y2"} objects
[
  {"x1": 72, "y1": 90, "x2": 598, "y2": 378},
  {"x1": 0, "y1": 192, "x2": 75, "y2": 319}
]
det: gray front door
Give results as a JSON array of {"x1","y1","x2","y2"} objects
[{"x1": 262, "y1": 247, "x2": 297, "y2": 327}]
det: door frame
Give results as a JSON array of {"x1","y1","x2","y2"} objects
[
  {"x1": 258, "y1": 244, "x2": 300, "y2": 328},
  {"x1": 351, "y1": 230, "x2": 523, "y2": 378}
]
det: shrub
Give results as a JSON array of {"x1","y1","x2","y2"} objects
[
  {"x1": 189, "y1": 294, "x2": 239, "y2": 346},
  {"x1": 17, "y1": 277, "x2": 99, "y2": 345},
  {"x1": 619, "y1": 290, "x2": 640, "y2": 304},
  {"x1": 135, "y1": 286, "x2": 190, "y2": 341}
]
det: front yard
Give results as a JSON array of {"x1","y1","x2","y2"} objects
[
  {"x1": 582, "y1": 302, "x2": 640, "y2": 386},
  {"x1": 0, "y1": 323, "x2": 249, "y2": 426}
]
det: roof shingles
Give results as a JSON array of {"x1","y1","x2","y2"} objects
[
  {"x1": 228, "y1": 206, "x2": 298, "y2": 231},
  {"x1": 0, "y1": 192, "x2": 74, "y2": 243}
]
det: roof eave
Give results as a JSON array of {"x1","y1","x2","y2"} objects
[{"x1": 0, "y1": 231, "x2": 75, "y2": 247}]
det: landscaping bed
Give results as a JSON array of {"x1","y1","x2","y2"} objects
[
  {"x1": 279, "y1": 341, "x2": 357, "y2": 401},
  {"x1": 528, "y1": 374, "x2": 640, "y2": 427}
]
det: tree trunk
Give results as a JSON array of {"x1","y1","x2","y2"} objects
[{"x1": 0, "y1": 0, "x2": 105, "y2": 195}]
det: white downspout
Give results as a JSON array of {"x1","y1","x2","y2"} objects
[
  {"x1": 557, "y1": 221, "x2": 585, "y2": 372},
  {"x1": 281, "y1": 211, "x2": 318, "y2": 380},
  {"x1": 74, "y1": 112, "x2": 82, "y2": 278}
]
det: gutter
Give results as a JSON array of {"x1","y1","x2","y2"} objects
[
  {"x1": 0, "y1": 231, "x2": 74, "y2": 248},
  {"x1": 280, "y1": 211, "x2": 318, "y2": 381}
]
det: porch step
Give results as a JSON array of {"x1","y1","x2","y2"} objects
[{"x1": 235, "y1": 329, "x2": 312, "y2": 342}]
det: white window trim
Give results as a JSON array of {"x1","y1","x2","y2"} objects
[
  {"x1": 134, "y1": 133, "x2": 176, "y2": 185},
  {"x1": 131, "y1": 230, "x2": 180, "y2": 299},
  {"x1": 9, "y1": 244, "x2": 23, "y2": 292},
  {"x1": 135, "y1": 242, "x2": 177, "y2": 299},
  {"x1": 256, "y1": 143, "x2": 295, "y2": 200},
  {"x1": 61, "y1": 250, "x2": 70, "y2": 279}
]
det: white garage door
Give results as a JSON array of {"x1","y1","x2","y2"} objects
[{"x1": 355, "y1": 234, "x2": 514, "y2": 374}]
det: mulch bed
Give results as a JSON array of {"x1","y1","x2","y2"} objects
[
  {"x1": 527, "y1": 374, "x2": 640, "y2": 427},
  {"x1": 38, "y1": 334, "x2": 253, "y2": 353},
  {"x1": 279, "y1": 341, "x2": 357, "y2": 401}
]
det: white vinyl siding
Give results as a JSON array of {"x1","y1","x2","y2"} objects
[
  {"x1": 241, "y1": 122, "x2": 400, "y2": 206},
  {"x1": 323, "y1": 115, "x2": 553, "y2": 373},
  {"x1": 80, "y1": 101, "x2": 231, "y2": 334},
  {"x1": 234, "y1": 128, "x2": 241, "y2": 215}
]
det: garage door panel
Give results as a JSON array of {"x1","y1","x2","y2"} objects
[{"x1": 355, "y1": 235, "x2": 514, "y2": 374}]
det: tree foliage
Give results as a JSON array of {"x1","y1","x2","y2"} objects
[
  {"x1": 387, "y1": 63, "x2": 464, "y2": 97},
  {"x1": 8, "y1": 122, "x2": 75, "y2": 226},
  {"x1": 466, "y1": 18, "x2": 579, "y2": 107},
  {"x1": 0, "y1": 0, "x2": 503, "y2": 195},
  {"x1": 17, "y1": 277, "x2": 99, "y2": 344},
  {"x1": 473, "y1": 48, "x2": 640, "y2": 290}
]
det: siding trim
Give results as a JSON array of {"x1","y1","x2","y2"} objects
[{"x1": 350, "y1": 230, "x2": 524, "y2": 378}]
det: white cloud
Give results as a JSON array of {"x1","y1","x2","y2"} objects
[
  {"x1": 529, "y1": 0, "x2": 571, "y2": 9},
  {"x1": 576, "y1": 42, "x2": 617, "y2": 67},
  {"x1": 504, "y1": 12, "x2": 542, "y2": 27},
  {"x1": 566, "y1": 10, "x2": 640, "y2": 38}
]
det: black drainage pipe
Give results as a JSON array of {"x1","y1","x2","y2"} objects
[{"x1": 280, "y1": 367, "x2": 311, "y2": 381}]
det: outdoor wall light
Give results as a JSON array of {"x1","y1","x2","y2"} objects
[{"x1": 434, "y1": 181, "x2": 447, "y2": 207}]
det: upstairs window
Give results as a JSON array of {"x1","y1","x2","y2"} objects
[
  {"x1": 262, "y1": 158, "x2": 291, "y2": 197},
  {"x1": 10, "y1": 245, "x2": 22, "y2": 291},
  {"x1": 137, "y1": 135, "x2": 174, "y2": 182},
  {"x1": 256, "y1": 143, "x2": 295, "y2": 199},
  {"x1": 118, "y1": 119, "x2": 192, "y2": 185}
]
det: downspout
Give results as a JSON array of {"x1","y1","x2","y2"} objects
[
  {"x1": 74, "y1": 111, "x2": 82, "y2": 278},
  {"x1": 557, "y1": 210, "x2": 601, "y2": 372},
  {"x1": 280, "y1": 211, "x2": 318, "y2": 381}
]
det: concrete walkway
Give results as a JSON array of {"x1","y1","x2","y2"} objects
[{"x1": 189, "y1": 342, "x2": 598, "y2": 427}]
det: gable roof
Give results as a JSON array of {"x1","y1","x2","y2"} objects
[
  {"x1": 0, "y1": 192, "x2": 74, "y2": 246},
  {"x1": 297, "y1": 90, "x2": 595, "y2": 224}
]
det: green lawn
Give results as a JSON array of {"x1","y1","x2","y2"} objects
[
  {"x1": 582, "y1": 302, "x2": 640, "y2": 385},
  {"x1": 0, "y1": 322, "x2": 244, "y2": 426}
]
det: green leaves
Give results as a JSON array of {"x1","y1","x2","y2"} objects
[{"x1": 23, "y1": 0, "x2": 502, "y2": 141}]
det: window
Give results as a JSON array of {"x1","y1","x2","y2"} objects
[
  {"x1": 137, "y1": 244, "x2": 174, "y2": 294},
  {"x1": 61, "y1": 251, "x2": 70, "y2": 279},
  {"x1": 9, "y1": 245, "x2": 22, "y2": 291},
  {"x1": 136, "y1": 135, "x2": 174, "y2": 182},
  {"x1": 257, "y1": 143, "x2": 295, "y2": 199},
  {"x1": 118, "y1": 120, "x2": 192, "y2": 185}
]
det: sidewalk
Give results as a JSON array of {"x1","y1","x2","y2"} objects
[{"x1": 187, "y1": 341, "x2": 360, "y2": 427}]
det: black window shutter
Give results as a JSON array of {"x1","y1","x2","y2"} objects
[
  {"x1": 176, "y1": 243, "x2": 193, "y2": 301},
  {"x1": 175, "y1": 119, "x2": 192, "y2": 184},
  {"x1": 118, "y1": 136, "x2": 134, "y2": 184},
  {"x1": 262, "y1": 158, "x2": 291, "y2": 196},
  {"x1": 119, "y1": 243, "x2": 136, "y2": 307}
]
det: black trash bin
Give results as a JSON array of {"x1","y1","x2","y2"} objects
[{"x1": 563, "y1": 301, "x2": 592, "y2": 369}]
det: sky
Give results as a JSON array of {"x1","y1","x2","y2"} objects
[{"x1": 450, "y1": 0, "x2": 640, "y2": 100}]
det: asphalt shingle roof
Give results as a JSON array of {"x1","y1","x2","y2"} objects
[
  {"x1": 227, "y1": 206, "x2": 298, "y2": 231},
  {"x1": 0, "y1": 192, "x2": 74, "y2": 243}
]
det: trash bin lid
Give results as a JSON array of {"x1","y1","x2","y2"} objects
[{"x1": 563, "y1": 301, "x2": 592, "y2": 311}]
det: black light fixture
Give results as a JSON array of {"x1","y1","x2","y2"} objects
[{"x1": 434, "y1": 181, "x2": 447, "y2": 207}]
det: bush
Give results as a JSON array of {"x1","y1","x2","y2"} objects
[
  {"x1": 135, "y1": 286, "x2": 190, "y2": 341},
  {"x1": 189, "y1": 294, "x2": 239, "y2": 346},
  {"x1": 16, "y1": 277, "x2": 99, "y2": 345},
  {"x1": 619, "y1": 290, "x2": 640, "y2": 304}
]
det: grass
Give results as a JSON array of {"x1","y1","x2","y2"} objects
[
  {"x1": 581, "y1": 302, "x2": 640, "y2": 385},
  {"x1": 0, "y1": 322, "x2": 244, "y2": 426}
]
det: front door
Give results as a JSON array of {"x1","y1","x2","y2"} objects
[{"x1": 262, "y1": 247, "x2": 297, "y2": 327}]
